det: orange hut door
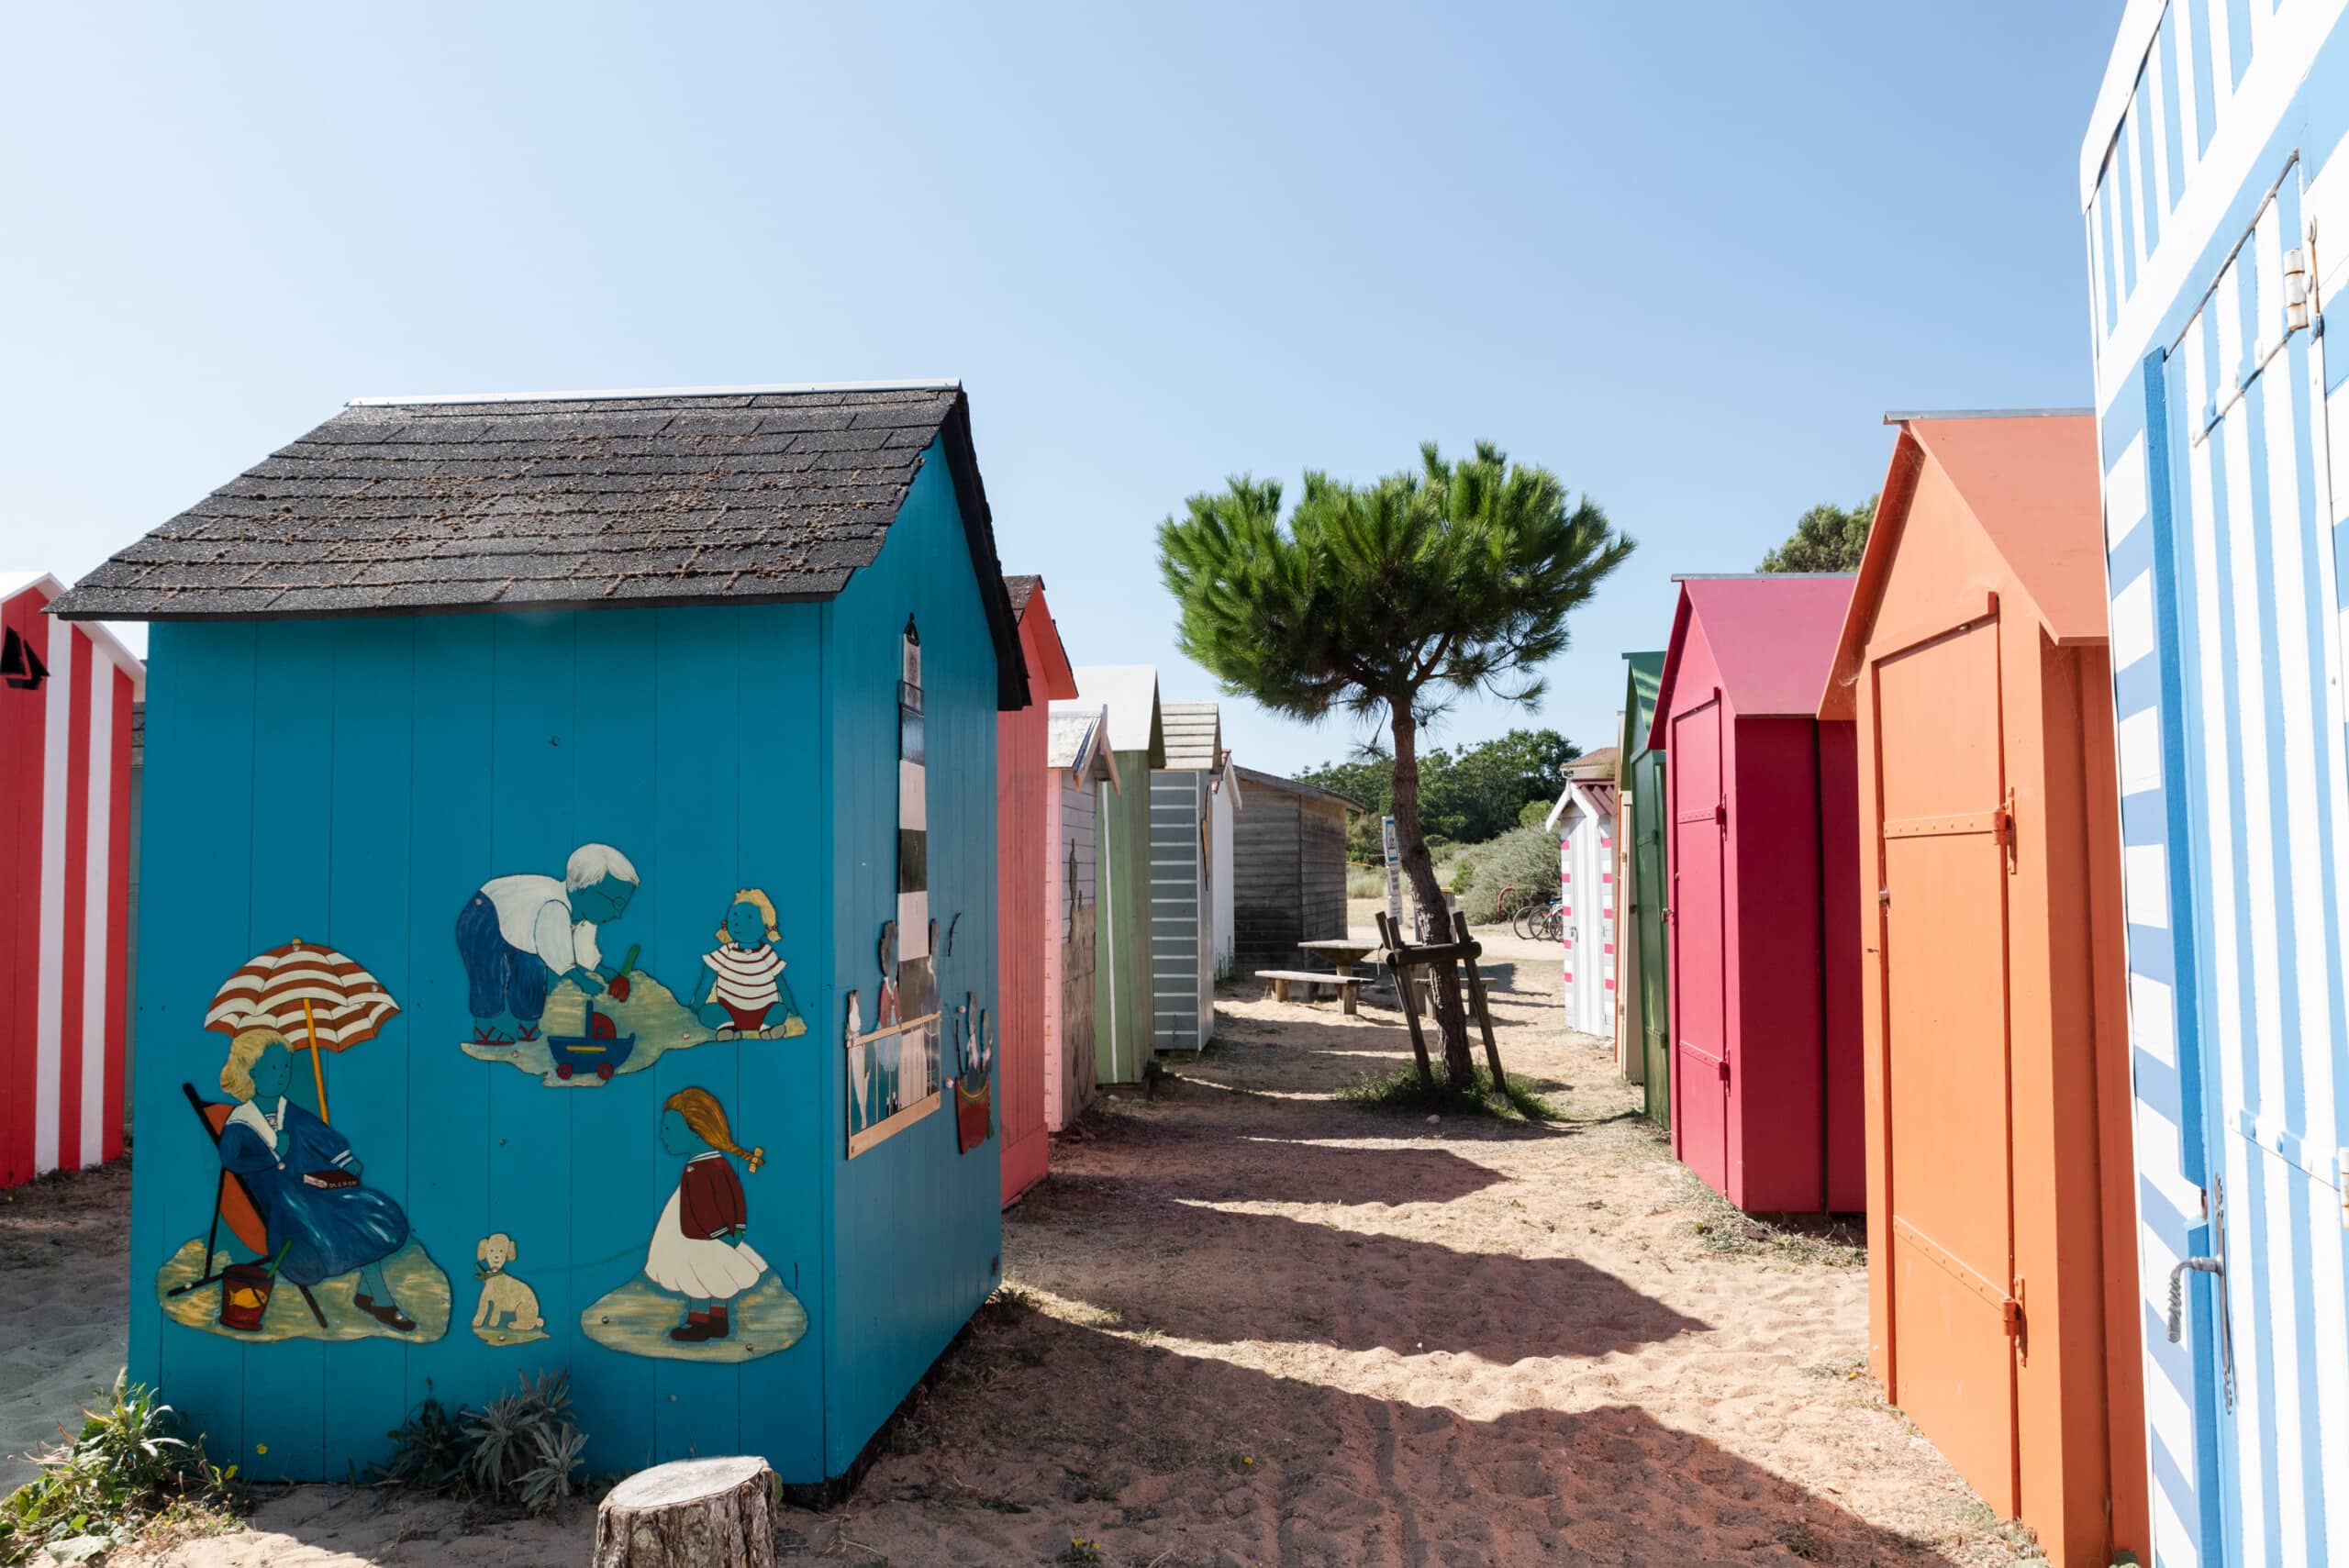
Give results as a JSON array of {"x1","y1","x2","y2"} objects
[{"x1": 1872, "y1": 606, "x2": 2020, "y2": 1515}]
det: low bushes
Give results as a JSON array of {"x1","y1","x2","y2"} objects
[
  {"x1": 0, "y1": 1374, "x2": 239, "y2": 1566},
  {"x1": 1456, "y1": 822, "x2": 1560, "y2": 924}
]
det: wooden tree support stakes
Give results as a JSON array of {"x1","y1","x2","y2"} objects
[
  {"x1": 1375, "y1": 911, "x2": 1435, "y2": 1086},
  {"x1": 1378, "y1": 914, "x2": 1508, "y2": 1092},
  {"x1": 1452, "y1": 910, "x2": 1512, "y2": 1090},
  {"x1": 593, "y1": 1455, "x2": 776, "y2": 1568}
]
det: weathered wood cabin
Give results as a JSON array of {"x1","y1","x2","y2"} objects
[{"x1": 1229, "y1": 767, "x2": 1361, "y2": 973}]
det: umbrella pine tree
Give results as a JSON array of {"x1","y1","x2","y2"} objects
[{"x1": 1159, "y1": 441, "x2": 1631, "y2": 1086}]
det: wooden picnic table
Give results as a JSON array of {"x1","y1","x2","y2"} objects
[{"x1": 1297, "y1": 938, "x2": 1381, "y2": 977}]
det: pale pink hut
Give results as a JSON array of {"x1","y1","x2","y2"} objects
[{"x1": 1042, "y1": 700, "x2": 1119, "y2": 1133}]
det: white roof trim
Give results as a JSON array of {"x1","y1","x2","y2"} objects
[
  {"x1": 1542, "y1": 777, "x2": 1616, "y2": 834},
  {"x1": 3, "y1": 572, "x2": 147, "y2": 695},
  {"x1": 348, "y1": 377, "x2": 963, "y2": 408}
]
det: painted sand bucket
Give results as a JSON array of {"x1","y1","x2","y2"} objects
[{"x1": 218, "y1": 1262, "x2": 274, "y2": 1331}]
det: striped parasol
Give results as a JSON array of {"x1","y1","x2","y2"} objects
[{"x1": 205, "y1": 940, "x2": 399, "y2": 1123}]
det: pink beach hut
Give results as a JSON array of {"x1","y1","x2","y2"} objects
[
  {"x1": 1, "y1": 572, "x2": 145, "y2": 1187},
  {"x1": 1648, "y1": 574, "x2": 1862, "y2": 1214},
  {"x1": 998, "y1": 576, "x2": 1081, "y2": 1207}
]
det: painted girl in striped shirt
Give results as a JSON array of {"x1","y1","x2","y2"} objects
[{"x1": 689, "y1": 888, "x2": 806, "y2": 1040}]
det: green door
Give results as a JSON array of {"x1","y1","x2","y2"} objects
[{"x1": 1632, "y1": 751, "x2": 1670, "y2": 1127}]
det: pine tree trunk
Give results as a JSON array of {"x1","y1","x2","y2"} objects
[
  {"x1": 593, "y1": 1456, "x2": 775, "y2": 1568},
  {"x1": 1387, "y1": 709, "x2": 1475, "y2": 1087}
]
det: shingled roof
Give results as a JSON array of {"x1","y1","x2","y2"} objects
[
  {"x1": 50, "y1": 380, "x2": 1029, "y2": 707},
  {"x1": 1004, "y1": 574, "x2": 1039, "y2": 616}
]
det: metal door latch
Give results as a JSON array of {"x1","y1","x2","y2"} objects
[{"x1": 2166, "y1": 1256, "x2": 2222, "y2": 1342}]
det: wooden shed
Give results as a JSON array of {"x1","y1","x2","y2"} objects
[
  {"x1": 1042, "y1": 703, "x2": 1117, "y2": 1131},
  {"x1": 1151, "y1": 702, "x2": 1223, "y2": 1051},
  {"x1": 1072, "y1": 665, "x2": 1163, "y2": 1084},
  {"x1": 2, "y1": 573, "x2": 144, "y2": 1187},
  {"x1": 1820, "y1": 411, "x2": 2143, "y2": 1566},
  {"x1": 1617, "y1": 651, "x2": 1668, "y2": 1122},
  {"x1": 1649, "y1": 574, "x2": 1861, "y2": 1214},
  {"x1": 1542, "y1": 750, "x2": 1617, "y2": 1040},
  {"x1": 996, "y1": 576, "x2": 1079, "y2": 1207},
  {"x1": 1230, "y1": 767, "x2": 1360, "y2": 973},
  {"x1": 2081, "y1": 12, "x2": 2349, "y2": 1559},
  {"x1": 54, "y1": 381, "x2": 1029, "y2": 1487}
]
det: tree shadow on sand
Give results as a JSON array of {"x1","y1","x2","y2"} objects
[
  {"x1": 1022, "y1": 1168, "x2": 1705, "y2": 1362},
  {"x1": 853, "y1": 1302, "x2": 1971, "y2": 1568}
]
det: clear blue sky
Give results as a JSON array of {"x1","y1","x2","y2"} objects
[{"x1": 1, "y1": 3, "x2": 2120, "y2": 778}]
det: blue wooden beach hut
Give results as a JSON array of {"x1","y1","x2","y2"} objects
[
  {"x1": 2082, "y1": 10, "x2": 2349, "y2": 1562},
  {"x1": 50, "y1": 380, "x2": 1030, "y2": 1489}
]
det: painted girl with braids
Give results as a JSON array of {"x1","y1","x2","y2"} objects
[{"x1": 646, "y1": 1086, "x2": 768, "y2": 1342}]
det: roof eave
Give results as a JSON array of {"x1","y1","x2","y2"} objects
[{"x1": 1644, "y1": 588, "x2": 1698, "y2": 752}]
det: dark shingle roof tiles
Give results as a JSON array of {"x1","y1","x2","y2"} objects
[{"x1": 52, "y1": 382, "x2": 1030, "y2": 707}]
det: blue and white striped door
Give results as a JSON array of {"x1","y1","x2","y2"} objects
[{"x1": 2125, "y1": 156, "x2": 2349, "y2": 1567}]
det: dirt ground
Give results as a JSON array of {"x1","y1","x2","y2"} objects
[
  {"x1": 12, "y1": 909, "x2": 2047, "y2": 1566},
  {"x1": 0, "y1": 1160, "x2": 133, "y2": 1495}
]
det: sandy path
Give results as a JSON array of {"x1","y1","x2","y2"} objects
[
  {"x1": 92, "y1": 908, "x2": 2040, "y2": 1565},
  {"x1": 0, "y1": 1161, "x2": 131, "y2": 1494}
]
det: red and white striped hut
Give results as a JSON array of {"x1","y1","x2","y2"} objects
[
  {"x1": 1542, "y1": 749, "x2": 1620, "y2": 1040},
  {"x1": 1, "y1": 573, "x2": 144, "y2": 1186}
]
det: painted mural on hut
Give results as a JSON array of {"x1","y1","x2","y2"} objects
[
  {"x1": 579, "y1": 1086, "x2": 807, "y2": 1362},
  {"x1": 456, "y1": 845, "x2": 805, "y2": 1086},
  {"x1": 843, "y1": 615, "x2": 953, "y2": 1156},
  {"x1": 469, "y1": 1232, "x2": 548, "y2": 1347},
  {"x1": 161, "y1": 946, "x2": 451, "y2": 1344}
]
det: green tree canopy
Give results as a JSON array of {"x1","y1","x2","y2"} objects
[
  {"x1": 1760, "y1": 495, "x2": 1877, "y2": 573},
  {"x1": 1161, "y1": 441, "x2": 1631, "y2": 1084},
  {"x1": 1302, "y1": 727, "x2": 1580, "y2": 847}
]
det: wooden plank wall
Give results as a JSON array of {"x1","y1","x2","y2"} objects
[
  {"x1": 128, "y1": 443, "x2": 999, "y2": 1487},
  {"x1": 1148, "y1": 771, "x2": 1204, "y2": 1050},
  {"x1": 995, "y1": 615, "x2": 1051, "y2": 1204},
  {"x1": 1232, "y1": 789, "x2": 1350, "y2": 972},
  {"x1": 822, "y1": 448, "x2": 1003, "y2": 1476},
  {"x1": 1045, "y1": 769, "x2": 1097, "y2": 1129}
]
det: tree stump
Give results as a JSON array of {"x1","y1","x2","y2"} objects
[{"x1": 592, "y1": 1455, "x2": 775, "y2": 1568}]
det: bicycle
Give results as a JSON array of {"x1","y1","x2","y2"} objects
[{"x1": 1512, "y1": 897, "x2": 1564, "y2": 943}]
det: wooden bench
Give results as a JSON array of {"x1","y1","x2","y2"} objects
[{"x1": 1255, "y1": 969, "x2": 1364, "y2": 1016}]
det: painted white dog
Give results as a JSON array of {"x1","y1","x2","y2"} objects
[{"x1": 472, "y1": 1232, "x2": 545, "y2": 1334}]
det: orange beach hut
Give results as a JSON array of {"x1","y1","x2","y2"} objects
[{"x1": 1817, "y1": 411, "x2": 2144, "y2": 1567}]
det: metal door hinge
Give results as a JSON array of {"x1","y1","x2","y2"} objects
[
  {"x1": 2339, "y1": 1149, "x2": 2349, "y2": 1227},
  {"x1": 2001, "y1": 1295, "x2": 2023, "y2": 1338},
  {"x1": 1993, "y1": 792, "x2": 2018, "y2": 869},
  {"x1": 1877, "y1": 887, "x2": 1892, "y2": 906},
  {"x1": 2287, "y1": 246, "x2": 2312, "y2": 331},
  {"x1": 1718, "y1": 1059, "x2": 1731, "y2": 1086},
  {"x1": 1714, "y1": 802, "x2": 1727, "y2": 828}
]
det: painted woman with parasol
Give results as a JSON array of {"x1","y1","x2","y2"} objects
[
  {"x1": 203, "y1": 940, "x2": 417, "y2": 1329},
  {"x1": 216, "y1": 1027, "x2": 417, "y2": 1330}
]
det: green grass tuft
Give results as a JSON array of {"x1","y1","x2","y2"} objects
[{"x1": 1340, "y1": 1064, "x2": 1557, "y2": 1121}]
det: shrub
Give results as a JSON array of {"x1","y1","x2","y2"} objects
[
  {"x1": 0, "y1": 1373, "x2": 239, "y2": 1566},
  {"x1": 381, "y1": 1372, "x2": 584, "y2": 1516},
  {"x1": 1518, "y1": 796, "x2": 1553, "y2": 829},
  {"x1": 1458, "y1": 822, "x2": 1562, "y2": 923},
  {"x1": 1449, "y1": 854, "x2": 1479, "y2": 893}
]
